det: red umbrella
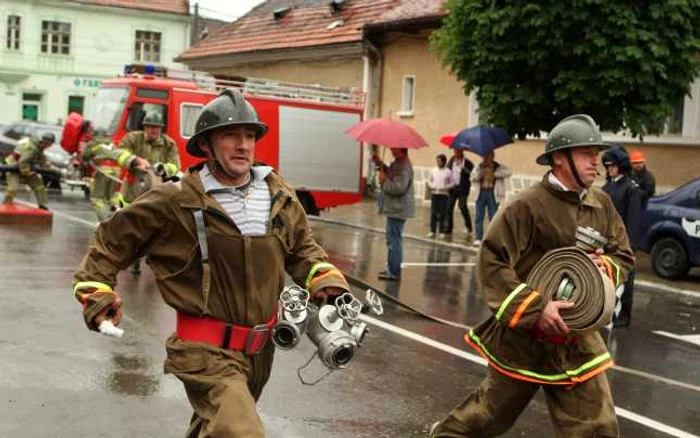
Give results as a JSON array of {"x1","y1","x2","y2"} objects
[
  {"x1": 346, "y1": 118, "x2": 427, "y2": 149},
  {"x1": 439, "y1": 131, "x2": 459, "y2": 147}
]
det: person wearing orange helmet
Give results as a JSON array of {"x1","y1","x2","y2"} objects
[{"x1": 629, "y1": 149, "x2": 655, "y2": 205}]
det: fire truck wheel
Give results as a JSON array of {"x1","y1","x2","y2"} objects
[{"x1": 297, "y1": 192, "x2": 319, "y2": 216}]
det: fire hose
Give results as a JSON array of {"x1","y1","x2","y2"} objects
[{"x1": 526, "y1": 246, "x2": 616, "y2": 333}]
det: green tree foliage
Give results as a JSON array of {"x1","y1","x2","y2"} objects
[{"x1": 431, "y1": 0, "x2": 700, "y2": 139}]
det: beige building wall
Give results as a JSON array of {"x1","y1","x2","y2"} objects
[
  {"x1": 497, "y1": 139, "x2": 700, "y2": 190},
  {"x1": 210, "y1": 57, "x2": 365, "y2": 89},
  {"x1": 378, "y1": 30, "x2": 470, "y2": 167}
]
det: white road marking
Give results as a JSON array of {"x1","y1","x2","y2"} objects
[
  {"x1": 654, "y1": 331, "x2": 700, "y2": 347},
  {"x1": 14, "y1": 200, "x2": 98, "y2": 229},
  {"x1": 635, "y1": 280, "x2": 700, "y2": 300},
  {"x1": 361, "y1": 315, "x2": 700, "y2": 438},
  {"x1": 401, "y1": 262, "x2": 476, "y2": 267}
]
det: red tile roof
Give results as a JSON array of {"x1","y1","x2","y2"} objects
[
  {"x1": 371, "y1": 0, "x2": 446, "y2": 24},
  {"x1": 69, "y1": 0, "x2": 189, "y2": 15},
  {"x1": 178, "y1": 0, "x2": 399, "y2": 61}
]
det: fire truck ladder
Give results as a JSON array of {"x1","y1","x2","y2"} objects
[{"x1": 124, "y1": 64, "x2": 365, "y2": 109}]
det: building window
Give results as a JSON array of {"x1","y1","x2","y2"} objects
[
  {"x1": 135, "y1": 30, "x2": 161, "y2": 63},
  {"x1": 68, "y1": 96, "x2": 85, "y2": 115},
  {"x1": 22, "y1": 93, "x2": 42, "y2": 121},
  {"x1": 41, "y1": 21, "x2": 71, "y2": 55},
  {"x1": 7, "y1": 15, "x2": 21, "y2": 51},
  {"x1": 400, "y1": 75, "x2": 415, "y2": 115}
]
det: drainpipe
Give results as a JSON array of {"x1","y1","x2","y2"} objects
[{"x1": 361, "y1": 37, "x2": 382, "y2": 190}]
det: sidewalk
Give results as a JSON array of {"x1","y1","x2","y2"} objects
[{"x1": 316, "y1": 198, "x2": 700, "y2": 296}]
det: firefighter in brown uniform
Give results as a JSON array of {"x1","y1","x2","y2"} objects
[
  {"x1": 72, "y1": 89, "x2": 350, "y2": 438},
  {"x1": 429, "y1": 115, "x2": 634, "y2": 438},
  {"x1": 113, "y1": 111, "x2": 180, "y2": 206},
  {"x1": 2, "y1": 133, "x2": 55, "y2": 209}
]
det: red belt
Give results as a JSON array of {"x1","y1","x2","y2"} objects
[
  {"x1": 530, "y1": 326, "x2": 578, "y2": 345},
  {"x1": 176, "y1": 312, "x2": 277, "y2": 355}
]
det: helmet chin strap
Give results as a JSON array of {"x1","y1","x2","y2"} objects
[{"x1": 565, "y1": 149, "x2": 587, "y2": 190}]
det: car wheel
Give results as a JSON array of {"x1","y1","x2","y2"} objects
[{"x1": 650, "y1": 237, "x2": 690, "y2": 280}]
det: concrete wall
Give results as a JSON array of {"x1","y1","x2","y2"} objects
[
  {"x1": 0, "y1": 0, "x2": 189, "y2": 125},
  {"x1": 495, "y1": 139, "x2": 700, "y2": 191},
  {"x1": 378, "y1": 30, "x2": 471, "y2": 167}
]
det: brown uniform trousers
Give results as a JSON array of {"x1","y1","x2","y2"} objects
[
  {"x1": 431, "y1": 367, "x2": 618, "y2": 438},
  {"x1": 165, "y1": 337, "x2": 273, "y2": 438}
]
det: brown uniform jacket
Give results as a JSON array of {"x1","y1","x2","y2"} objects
[
  {"x1": 115, "y1": 131, "x2": 180, "y2": 177},
  {"x1": 73, "y1": 164, "x2": 348, "y2": 329},
  {"x1": 467, "y1": 174, "x2": 634, "y2": 385}
]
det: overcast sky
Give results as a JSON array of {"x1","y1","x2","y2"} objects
[{"x1": 191, "y1": 0, "x2": 265, "y2": 21}]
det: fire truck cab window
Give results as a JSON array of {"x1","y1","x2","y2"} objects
[
  {"x1": 127, "y1": 102, "x2": 166, "y2": 132},
  {"x1": 180, "y1": 103, "x2": 203, "y2": 138},
  {"x1": 136, "y1": 88, "x2": 169, "y2": 100}
]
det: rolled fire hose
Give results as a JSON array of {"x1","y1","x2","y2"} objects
[{"x1": 526, "y1": 246, "x2": 615, "y2": 333}]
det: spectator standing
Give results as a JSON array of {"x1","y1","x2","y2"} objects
[
  {"x1": 629, "y1": 149, "x2": 656, "y2": 206},
  {"x1": 602, "y1": 146, "x2": 643, "y2": 328},
  {"x1": 445, "y1": 148, "x2": 475, "y2": 238},
  {"x1": 373, "y1": 148, "x2": 414, "y2": 281},
  {"x1": 427, "y1": 154, "x2": 455, "y2": 238},
  {"x1": 471, "y1": 151, "x2": 512, "y2": 245}
]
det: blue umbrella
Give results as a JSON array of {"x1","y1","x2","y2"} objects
[{"x1": 450, "y1": 125, "x2": 513, "y2": 156}]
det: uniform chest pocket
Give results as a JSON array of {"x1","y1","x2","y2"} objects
[{"x1": 270, "y1": 212, "x2": 294, "y2": 253}]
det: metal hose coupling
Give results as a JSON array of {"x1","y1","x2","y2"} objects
[
  {"x1": 271, "y1": 285, "x2": 310, "y2": 349},
  {"x1": 305, "y1": 293, "x2": 368, "y2": 369},
  {"x1": 526, "y1": 227, "x2": 615, "y2": 333}
]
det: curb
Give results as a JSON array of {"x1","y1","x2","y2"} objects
[{"x1": 309, "y1": 215, "x2": 700, "y2": 299}]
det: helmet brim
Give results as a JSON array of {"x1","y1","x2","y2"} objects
[
  {"x1": 185, "y1": 121, "x2": 268, "y2": 158},
  {"x1": 536, "y1": 142, "x2": 610, "y2": 166}
]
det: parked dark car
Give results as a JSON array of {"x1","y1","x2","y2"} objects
[
  {"x1": 635, "y1": 177, "x2": 700, "y2": 279},
  {"x1": 0, "y1": 121, "x2": 70, "y2": 188}
]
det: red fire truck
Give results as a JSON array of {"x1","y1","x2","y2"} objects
[{"x1": 83, "y1": 64, "x2": 366, "y2": 214}]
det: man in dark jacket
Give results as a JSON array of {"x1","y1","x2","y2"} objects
[
  {"x1": 445, "y1": 149, "x2": 474, "y2": 237},
  {"x1": 602, "y1": 146, "x2": 643, "y2": 328},
  {"x1": 629, "y1": 149, "x2": 656, "y2": 207}
]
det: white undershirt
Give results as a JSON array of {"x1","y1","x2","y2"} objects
[{"x1": 199, "y1": 164, "x2": 272, "y2": 236}]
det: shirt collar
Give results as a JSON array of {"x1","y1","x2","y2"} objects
[
  {"x1": 548, "y1": 172, "x2": 587, "y2": 199},
  {"x1": 199, "y1": 163, "x2": 273, "y2": 193}
]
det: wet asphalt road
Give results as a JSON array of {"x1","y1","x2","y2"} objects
[{"x1": 0, "y1": 189, "x2": 698, "y2": 438}]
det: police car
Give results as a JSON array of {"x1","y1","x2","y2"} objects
[{"x1": 636, "y1": 178, "x2": 700, "y2": 279}]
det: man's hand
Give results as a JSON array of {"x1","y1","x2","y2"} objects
[
  {"x1": 93, "y1": 295, "x2": 123, "y2": 328},
  {"x1": 310, "y1": 287, "x2": 345, "y2": 305},
  {"x1": 132, "y1": 156, "x2": 151, "y2": 171},
  {"x1": 377, "y1": 169, "x2": 387, "y2": 185},
  {"x1": 534, "y1": 300, "x2": 574, "y2": 337},
  {"x1": 587, "y1": 248, "x2": 607, "y2": 275}
]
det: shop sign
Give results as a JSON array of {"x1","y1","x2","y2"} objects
[{"x1": 73, "y1": 78, "x2": 102, "y2": 88}]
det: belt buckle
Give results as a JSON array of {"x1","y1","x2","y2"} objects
[{"x1": 245, "y1": 324, "x2": 270, "y2": 356}]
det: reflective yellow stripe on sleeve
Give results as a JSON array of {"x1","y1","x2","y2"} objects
[
  {"x1": 508, "y1": 291, "x2": 539, "y2": 328},
  {"x1": 495, "y1": 283, "x2": 528, "y2": 321},
  {"x1": 304, "y1": 262, "x2": 336, "y2": 289},
  {"x1": 601, "y1": 255, "x2": 621, "y2": 286},
  {"x1": 165, "y1": 163, "x2": 178, "y2": 177},
  {"x1": 73, "y1": 281, "x2": 114, "y2": 296},
  {"x1": 116, "y1": 151, "x2": 132, "y2": 167}
]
